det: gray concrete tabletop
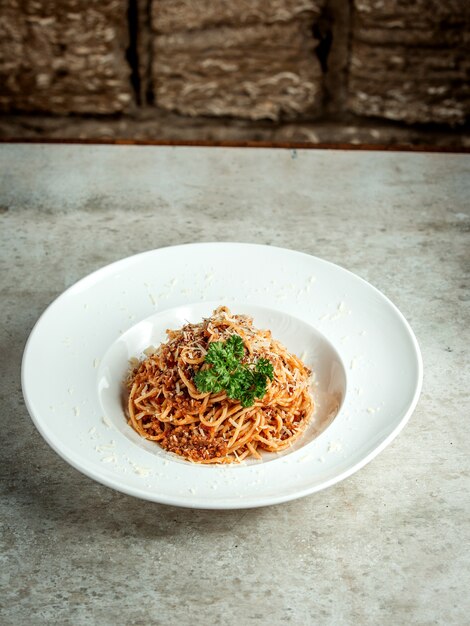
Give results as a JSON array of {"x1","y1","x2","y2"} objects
[{"x1": 1, "y1": 144, "x2": 469, "y2": 625}]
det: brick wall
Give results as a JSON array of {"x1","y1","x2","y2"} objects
[{"x1": 0, "y1": 0, "x2": 469, "y2": 143}]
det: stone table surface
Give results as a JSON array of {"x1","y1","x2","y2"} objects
[{"x1": 1, "y1": 144, "x2": 469, "y2": 626}]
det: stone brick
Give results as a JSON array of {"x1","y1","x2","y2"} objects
[
  {"x1": 152, "y1": 0, "x2": 323, "y2": 33},
  {"x1": 150, "y1": 0, "x2": 324, "y2": 121},
  {"x1": 348, "y1": 0, "x2": 470, "y2": 125},
  {"x1": 1, "y1": 109, "x2": 469, "y2": 149},
  {"x1": 0, "y1": 0, "x2": 133, "y2": 114}
]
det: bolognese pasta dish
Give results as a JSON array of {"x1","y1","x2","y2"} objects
[{"x1": 126, "y1": 306, "x2": 313, "y2": 463}]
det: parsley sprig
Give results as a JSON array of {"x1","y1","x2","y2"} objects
[{"x1": 194, "y1": 334, "x2": 274, "y2": 408}]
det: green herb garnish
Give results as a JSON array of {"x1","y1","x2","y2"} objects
[{"x1": 194, "y1": 334, "x2": 274, "y2": 408}]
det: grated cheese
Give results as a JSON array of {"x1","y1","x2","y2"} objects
[
  {"x1": 102, "y1": 414, "x2": 113, "y2": 428},
  {"x1": 328, "y1": 440, "x2": 343, "y2": 453}
]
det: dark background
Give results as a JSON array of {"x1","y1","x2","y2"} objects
[{"x1": 1, "y1": 0, "x2": 469, "y2": 146}]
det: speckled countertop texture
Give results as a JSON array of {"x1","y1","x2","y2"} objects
[{"x1": 1, "y1": 145, "x2": 469, "y2": 625}]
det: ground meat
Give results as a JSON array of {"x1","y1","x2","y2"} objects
[{"x1": 160, "y1": 427, "x2": 228, "y2": 462}]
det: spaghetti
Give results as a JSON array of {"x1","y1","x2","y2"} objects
[{"x1": 126, "y1": 306, "x2": 313, "y2": 463}]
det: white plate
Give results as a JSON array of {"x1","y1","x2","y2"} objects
[{"x1": 22, "y1": 243, "x2": 422, "y2": 509}]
